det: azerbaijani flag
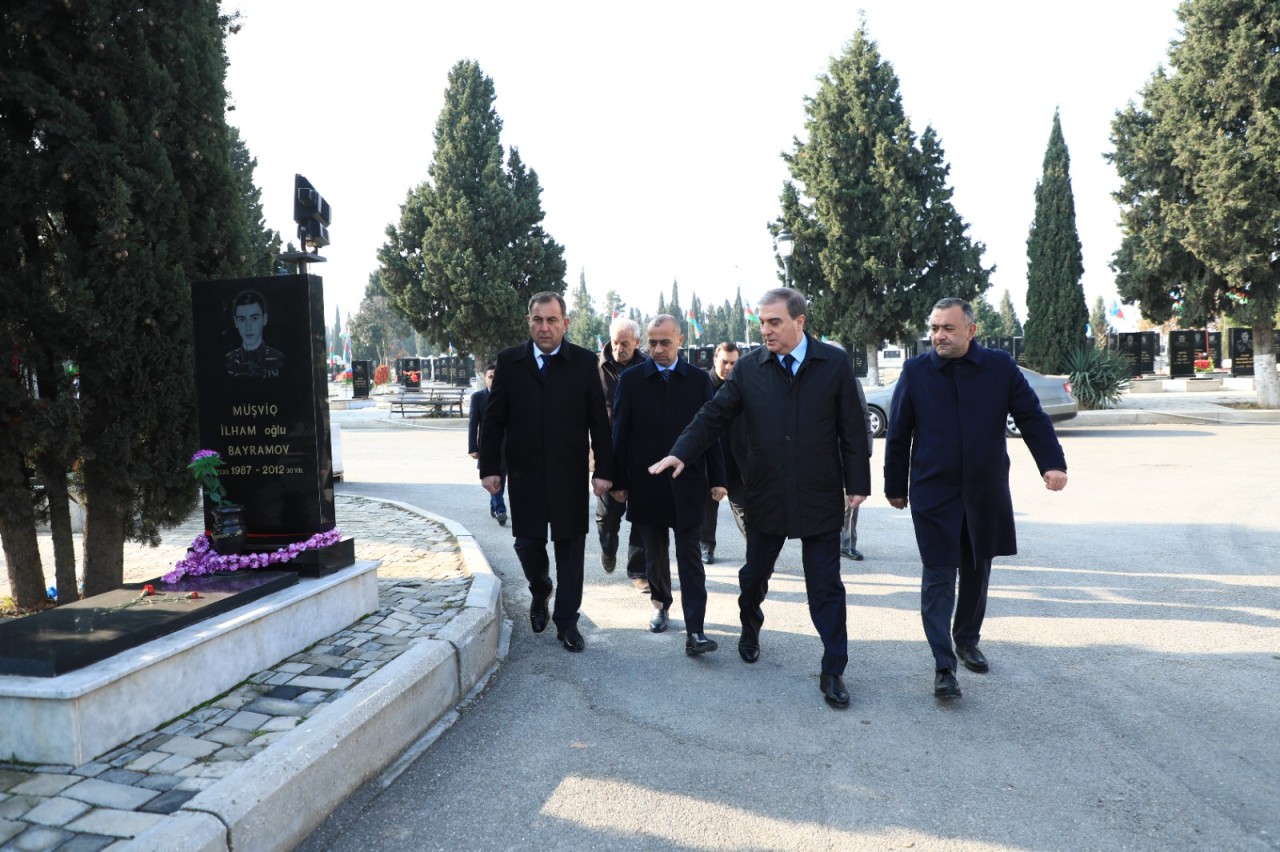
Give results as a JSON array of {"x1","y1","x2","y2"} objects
[
  {"x1": 745, "y1": 306, "x2": 761, "y2": 324},
  {"x1": 1109, "y1": 299, "x2": 1125, "y2": 320},
  {"x1": 447, "y1": 338, "x2": 456, "y2": 356},
  {"x1": 686, "y1": 308, "x2": 704, "y2": 339},
  {"x1": 596, "y1": 334, "x2": 605, "y2": 350}
]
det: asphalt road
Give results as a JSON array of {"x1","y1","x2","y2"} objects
[{"x1": 302, "y1": 420, "x2": 1280, "y2": 851}]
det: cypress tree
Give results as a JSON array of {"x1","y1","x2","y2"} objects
[
  {"x1": 1024, "y1": 110, "x2": 1088, "y2": 374},
  {"x1": 998, "y1": 290, "x2": 1024, "y2": 337}
]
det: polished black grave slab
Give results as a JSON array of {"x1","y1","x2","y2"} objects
[{"x1": 0, "y1": 571, "x2": 297, "y2": 678}]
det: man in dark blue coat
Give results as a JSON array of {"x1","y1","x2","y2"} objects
[
  {"x1": 468, "y1": 366, "x2": 506, "y2": 526},
  {"x1": 885, "y1": 297, "x2": 1068, "y2": 700},
  {"x1": 650, "y1": 288, "x2": 871, "y2": 708},
  {"x1": 480, "y1": 293, "x2": 614, "y2": 653},
  {"x1": 610, "y1": 315, "x2": 727, "y2": 656}
]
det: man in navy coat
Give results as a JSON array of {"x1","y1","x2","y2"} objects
[
  {"x1": 480, "y1": 292, "x2": 614, "y2": 653},
  {"x1": 468, "y1": 366, "x2": 506, "y2": 526},
  {"x1": 610, "y1": 315, "x2": 727, "y2": 656},
  {"x1": 650, "y1": 288, "x2": 871, "y2": 708},
  {"x1": 885, "y1": 297, "x2": 1068, "y2": 700}
]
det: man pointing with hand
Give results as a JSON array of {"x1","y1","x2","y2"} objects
[{"x1": 649, "y1": 288, "x2": 871, "y2": 709}]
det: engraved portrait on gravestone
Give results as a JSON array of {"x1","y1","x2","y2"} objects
[{"x1": 225, "y1": 289, "x2": 285, "y2": 378}]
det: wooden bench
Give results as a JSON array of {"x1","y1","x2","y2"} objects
[{"x1": 391, "y1": 387, "x2": 466, "y2": 418}]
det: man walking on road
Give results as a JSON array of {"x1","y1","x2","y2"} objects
[
  {"x1": 480, "y1": 292, "x2": 614, "y2": 653},
  {"x1": 884, "y1": 297, "x2": 1067, "y2": 700},
  {"x1": 699, "y1": 342, "x2": 746, "y2": 564},
  {"x1": 610, "y1": 315, "x2": 726, "y2": 655},
  {"x1": 596, "y1": 317, "x2": 649, "y2": 590},
  {"x1": 468, "y1": 366, "x2": 506, "y2": 526},
  {"x1": 649, "y1": 288, "x2": 871, "y2": 708}
]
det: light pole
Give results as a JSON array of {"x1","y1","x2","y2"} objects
[{"x1": 775, "y1": 229, "x2": 795, "y2": 287}]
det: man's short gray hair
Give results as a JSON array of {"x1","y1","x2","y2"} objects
[
  {"x1": 609, "y1": 316, "x2": 641, "y2": 341},
  {"x1": 931, "y1": 297, "x2": 976, "y2": 327},
  {"x1": 759, "y1": 287, "x2": 807, "y2": 319}
]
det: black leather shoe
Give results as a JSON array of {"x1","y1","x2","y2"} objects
[
  {"x1": 955, "y1": 645, "x2": 989, "y2": 673},
  {"x1": 529, "y1": 592, "x2": 551, "y2": 634},
  {"x1": 601, "y1": 552, "x2": 617, "y2": 573},
  {"x1": 840, "y1": 547, "x2": 864, "y2": 561},
  {"x1": 556, "y1": 625, "x2": 585, "y2": 652},
  {"x1": 649, "y1": 607, "x2": 669, "y2": 633},
  {"x1": 934, "y1": 668, "x2": 962, "y2": 700},
  {"x1": 700, "y1": 545, "x2": 715, "y2": 565},
  {"x1": 685, "y1": 633, "x2": 718, "y2": 655},
  {"x1": 738, "y1": 629, "x2": 760, "y2": 663},
  {"x1": 819, "y1": 674, "x2": 850, "y2": 708}
]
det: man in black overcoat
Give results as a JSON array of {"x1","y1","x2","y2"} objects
[
  {"x1": 699, "y1": 342, "x2": 746, "y2": 563},
  {"x1": 650, "y1": 288, "x2": 871, "y2": 708},
  {"x1": 885, "y1": 297, "x2": 1067, "y2": 700},
  {"x1": 480, "y1": 292, "x2": 614, "y2": 653},
  {"x1": 468, "y1": 366, "x2": 506, "y2": 526},
  {"x1": 610, "y1": 315, "x2": 726, "y2": 656}
]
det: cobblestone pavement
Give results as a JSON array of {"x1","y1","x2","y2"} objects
[{"x1": 0, "y1": 494, "x2": 469, "y2": 851}]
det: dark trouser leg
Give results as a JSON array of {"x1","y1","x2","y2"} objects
[
  {"x1": 550, "y1": 534, "x2": 586, "y2": 629},
  {"x1": 840, "y1": 503, "x2": 858, "y2": 553},
  {"x1": 700, "y1": 495, "x2": 718, "y2": 550},
  {"x1": 490, "y1": 475, "x2": 506, "y2": 515},
  {"x1": 514, "y1": 537, "x2": 552, "y2": 603},
  {"x1": 595, "y1": 492, "x2": 623, "y2": 555},
  {"x1": 952, "y1": 522, "x2": 991, "y2": 649},
  {"x1": 740, "y1": 528, "x2": 785, "y2": 640},
  {"x1": 921, "y1": 562, "x2": 958, "y2": 671},
  {"x1": 673, "y1": 524, "x2": 707, "y2": 633},
  {"x1": 801, "y1": 531, "x2": 848, "y2": 676},
  {"x1": 637, "y1": 524, "x2": 672, "y2": 609},
  {"x1": 624, "y1": 523, "x2": 647, "y2": 579}
]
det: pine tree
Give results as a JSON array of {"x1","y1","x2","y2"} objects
[
  {"x1": 566, "y1": 269, "x2": 605, "y2": 348},
  {"x1": 783, "y1": 25, "x2": 990, "y2": 359},
  {"x1": 998, "y1": 290, "x2": 1024, "y2": 337},
  {"x1": 668, "y1": 280, "x2": 684, "y2": 336},
  {"x1": 730, "y1": 288, "x2": 747, "y2": 344},
  {"x1": 973, "y1": 297, "x2": 1002, "y2": 338},
  {"x1": 1108, "y1": 0, "x2": 1279, "y2": 406},
  {"x1": 378, "y1": 60, "x2": 565, "y2": 370},
  {"x1": 1089, "y1": 296, "x2": 1110, "y2": 349},
  {"x1": 1023, "y1": 111, "x2": 1088, "y2": 373},
  {"x1": 229, "y1": 126, "x2": 281, "y2": 276}
]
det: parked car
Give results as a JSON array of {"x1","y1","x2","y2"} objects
[{"x1": 861, "y1": 367, "x2": 1077, "y2": 438}]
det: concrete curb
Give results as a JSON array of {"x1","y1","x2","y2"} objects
[
  {"x1": 1061, "y1": 407, "x2": 1280, "y2": 427},
  {"x1": 123, "y1": 501, "x2": 501, "y2": 852}
]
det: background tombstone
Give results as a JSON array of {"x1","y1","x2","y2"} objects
[
  {"x1": 403, "y1": 356, "x2": 423, "y2": 389},
  {"x1": 851, "y1": 346, "x2": 867, "y2": 378},
  {"x1": 1118, "y1": 332, "x2": 1142, "y2": 376},
  {"x1": 351, "y1": 360, "x2": 372, "y2": 398},
  {"x1": 1205, "y1": 331, "x2": 1222, "y2": 367},
  {"x1": 191, "y1": 274, "x2": 352, "y2": 571},
  {"x1": 1013, "y1": 336, "x2": 1026, "y2": 366},
  {"x1": 1169, "y1": 330, "x2": 1196, "y2": 377},
  {"x1": 1230, "y1": 327, "x2": 1255, "y2": 376},
  {"x1": 1139, "y1": 331, "x2": 1158, "y2": 374}
]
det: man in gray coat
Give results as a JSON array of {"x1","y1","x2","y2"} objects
[{"x1": 650, "y1": 288, "x2": 871, "y2": 708}]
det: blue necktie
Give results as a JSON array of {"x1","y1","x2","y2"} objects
[
  {"x1": 539, "y1": 354, "x2": 548, "y2": 377},
  {"x1": 782, "y1": 353, "x2": 795, "y2": 381}
]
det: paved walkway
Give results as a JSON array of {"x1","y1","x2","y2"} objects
[{"x1": 0, "y1": 494, "x2": 472, "y2": 851}]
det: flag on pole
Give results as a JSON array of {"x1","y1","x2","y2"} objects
[
  {"x1": 448, "y1": 338, "x2": 456, "y2": 356},
  {"x1": 1109, "y1": 299, "x2": 1125, "y2": 320},
  {"x1": 685, "y1": 308, "x2": 704, "y2": 339},
  {"x1": 745, "y1": 306, "x2": 761, "y2": 324},
  {"x1": 596, "y1": 334, "x2": 605, "y2": 350}
]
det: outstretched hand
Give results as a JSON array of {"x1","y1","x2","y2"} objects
[{"x1": 648, "y1": 455, "x2": 685, "y2": 478}]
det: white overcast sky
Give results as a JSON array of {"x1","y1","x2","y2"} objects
[{"x1": 222, "y1": 0, "x2": 1182, "y2": 338}]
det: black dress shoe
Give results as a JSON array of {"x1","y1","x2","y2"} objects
[
  {"x1": 601, "y1": 552, "x2": 617, "y2": 573},
  {"x1": 819, "y1": 674, "x2": 850, "y2": 708},
  {"x1": 556, "y1": 625, "x2": 585, "y2": 652},
  {"x1": 495, "y1": 511, "x2": 507, "y2": 527},
  {"x1": 934, "y1": 668, "x2": 962, "y2": 700},
  {"x1": 700, "y1": 545, "x2": 715, "y2": 565},
  {"x1": 956, "y1": 645, "x2": 988, "y2": 673},
  {"x1": 840, "y1": 547, "x2": 864, "y2": 561},
  {"x1": 649, "y1": 607, "x2": 669, "y2": 633},
  {"x1": 685, "y1": 633, "x2": 718, "y2": 655},
  {"x1": 529, "y1": 593, "x2": 551, "y2": 634}
]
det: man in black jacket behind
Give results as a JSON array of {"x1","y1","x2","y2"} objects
[
  {"x1": 650, "y1": 288, "x2": 871, "y2": 708},
  {"x1": 699, "y1": 341, "x2": 747, "y2": 564},
  {"x1": 596, "y1": 317, "x2": 649, "y2": 590}
]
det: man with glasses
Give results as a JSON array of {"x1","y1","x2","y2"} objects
[{"x1": 610, "y1": 315, "x2": 725, "y2": 655}]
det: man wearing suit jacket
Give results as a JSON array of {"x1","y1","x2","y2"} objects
[
  {"x1": 650, "y1": 288, "x2": 871, "y2": 708},
  {"x1": 610, "y1": 315, "x2": 727, "y2": 656},
  {"x1": 480, "y1": 292, "x2": 614, "y2": 653},
  {"x1": 885, "y1": 297, "x2": 1067, "y2": 700},
  {"x1": 699, "y1": 342, "x2": 746, "y2": 564},
  {"x1": 468, "y1": 366, "x2": 506, "y2": 526}
]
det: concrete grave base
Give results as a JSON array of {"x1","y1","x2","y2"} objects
[{"x1": 0, "y1": 560, "x2": 379, "y2": 766}]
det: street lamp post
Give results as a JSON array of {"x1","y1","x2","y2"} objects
[{"x1": 775, "y1": 229, "x2": 795, "y2": 287}]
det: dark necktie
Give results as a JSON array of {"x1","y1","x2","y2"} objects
[
  {"x1": 539, "y1": 354, "x2": 548, "y2": 377},
  {"x1": 660, "y1": 369, "x2": 671, "y2": 383},
  {"x1": 781, "y1": 353, "x2": 795, "y2": 382}
]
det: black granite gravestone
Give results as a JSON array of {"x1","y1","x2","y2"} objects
[
  {"x1": 1230, "y1": 327, "x2": 1255, "y2": 376},
  {"x1": 1118, "y1": 332, "x2": 1142, "y2": 376},
  {"x1": 190, "y1": 275, "x2": 354, "y2": 573},
  {"x1": 352, "y1": 360, "x2": 372, "y2": 399},
  {"x1": 1139, "y1": 332, "x2": 1158, "y2": 374},
  {"x1": 852, "y1": 346, "x2": 867, "y2": 378},
  {"x1": 1013, "y1": 337, "x2": 1026, "y2": 366},
  {"x1": 1205, "y1": 331, "x2": 1222, "y2": 367},
  {"x1": 403, "y1": 356, "x2": 423, "y2": 389},
  {"x1": 1169, "y1": 330, "x2": 1196, "y2": 377}
]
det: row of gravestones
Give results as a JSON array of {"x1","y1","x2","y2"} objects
[{"x1": 1119, "y1": 328, "x2": 1273, "y2": 378}]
